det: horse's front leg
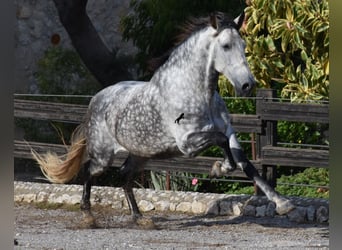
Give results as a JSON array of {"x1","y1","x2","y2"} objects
[
  {"x1": 180, "y1": 131, "x2": 237, "y2": 175},
  {"x1": 225, "y1": 125, "x2": 295, "y2": 215}
]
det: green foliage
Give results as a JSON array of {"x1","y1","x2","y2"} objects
[
  {"x1": 149, "y1": 171, "x2": 200, "y2": 192},
  {"x1": 244, "y1": 0, "x2": 329, "y2": 102},
  {"x1": 36, "y1": 46, "x2": 101, "y2": 100},
  {"x1": 121, "y1": 0, "x2": 245, "y2": 74},
  {"x1": 277, "y1": 121, "x2": 329, "y2": 146},
  {"x1": 276, "y1": 168, "x2": 329, "y2": 198}
]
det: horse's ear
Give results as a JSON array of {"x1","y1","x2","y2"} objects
[
  {"x1": 233, "y1": 11, "x2": 245, "y2": 30},
  {"x1": 210, "y1": 12, "x2": 218, "y2": 29}
]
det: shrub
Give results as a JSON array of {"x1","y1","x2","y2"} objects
[{"x1": 244, "y1": 0, "x2": 329, "y2": 102}]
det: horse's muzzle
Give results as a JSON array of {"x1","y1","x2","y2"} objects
[{"x1": 239, "y1": 81, "x2": 255, "y2": 97}]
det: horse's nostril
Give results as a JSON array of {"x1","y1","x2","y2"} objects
[{"x1": 242, "y1": 83, "x2": 250, "y2": 91}]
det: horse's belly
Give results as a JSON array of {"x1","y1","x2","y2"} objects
[
  {"x1": 115, "y1": 116, "x2": 176, "y2": 157},
  {"x1": 113, "y1": 94, "x2": 176, "y2": 157}
]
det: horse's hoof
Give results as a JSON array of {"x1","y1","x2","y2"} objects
[
  {"x1": 275, "y1": 198, "x2": 295, "y2": 215},
  {"x1": 136, "y1": 217, "x2": 156, "y2": 229},
  {"x1": 81, "y1": 211, "x2": 97, "y2": 228},
  {"x1": 209, "y1": 161, "x2": 222, "y2": 178}
]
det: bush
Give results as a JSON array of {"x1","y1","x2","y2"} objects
[
  {"x1": 244, "y1": 0, "x2": 329, "y2": 102},
  {"x1": 35, "y1": 46, "x2": 101, "y2": 101},
  {"x1": 276, "y1": 168, "x2": 329, "y2": 198}
]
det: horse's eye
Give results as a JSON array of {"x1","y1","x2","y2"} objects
[{"x1": 223, "y1": 44, "x2": 231, "y2": 50}]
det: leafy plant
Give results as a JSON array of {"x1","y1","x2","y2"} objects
[
  {"x1": 244, "y1": 0, "x2": 329, "y2": 102},
  {"x1": 35, "y1": 46, "x2": 101, "y2": 102},
  {"x1": 149, "y1": 171, "x2": 200, "y2": 191},
  {"x1": 276, "y1": 168, "x2": 329, "y2": 198}
]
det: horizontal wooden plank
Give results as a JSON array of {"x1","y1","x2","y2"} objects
[
  {"x1": 258, "y1": 101, "x2": 329, "y2": 123},
  {"x1": 14, "y1": 99, "x2": 261, "y2": 133},
  {"x1": 14, "y1": 140, "x2": 261, "y2": 178},
  {"x1": 14, "y1": 99, "x2": 87, "y2": 123},
  {"x1": 261, "y1": 145, "x2": 329, "y2": 168},
  {"x1": 230, "y1": 114, "x2": 261, "y2": 133}
]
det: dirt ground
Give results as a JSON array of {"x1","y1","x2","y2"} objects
[{"x1": 14, "y1": 203, "x2": 329, "y2": 250}]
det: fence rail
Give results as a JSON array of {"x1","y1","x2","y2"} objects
[{"x1": 14, "y1": 89, "x2": 329, "y2": 190}]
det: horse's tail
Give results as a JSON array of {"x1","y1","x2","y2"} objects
[{"x1": 31, "y1": 124, "x2": 87, "y2": 184}]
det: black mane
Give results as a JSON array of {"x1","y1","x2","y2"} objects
[{"x1": 147, "y1": 12, "x2": 236, "y2": 72}]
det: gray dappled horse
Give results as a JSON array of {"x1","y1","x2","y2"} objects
[{"x1": 33, "y1": 12, "x2": 294, "y2": 224}]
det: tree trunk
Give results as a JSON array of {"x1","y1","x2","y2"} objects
[{"x1": 53, "y1": 0, "x2": 131, "y2": 87}]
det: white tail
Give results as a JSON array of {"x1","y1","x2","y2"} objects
[{"x1": 31, "y1": 125, "x2": 87, "y2": 184}]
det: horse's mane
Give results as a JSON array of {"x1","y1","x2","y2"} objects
[{"x1": 147, "y1": 12, "x2": 236, "y2": 72}]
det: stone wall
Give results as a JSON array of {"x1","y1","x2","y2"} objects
[
  {"x1": 15, "y1": 181, "x2": 329, "y2": 224},
  {"x1": 14, "y1": 0, "x2": 137, "y2": 93}
]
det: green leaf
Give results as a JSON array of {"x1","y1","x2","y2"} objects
[
  {"x1": 281, "y1": 32, "x2": 290, "y2": 52},
  {"x1": 265, "y1": 36, "x2": 276, "y2": 51},
  {"x1": 273, "y1": 59, "x2": 285, "y2": 68},
  {"x1": 300, "y1": 50, "x2": 308, "y2": 61},
  {"x1": 317, "y1": 22, "x2": 329, "y2": 33}
]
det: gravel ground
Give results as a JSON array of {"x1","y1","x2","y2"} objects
[{"x1": 14, "y1": 203, "x2": 329, "y2": 250}]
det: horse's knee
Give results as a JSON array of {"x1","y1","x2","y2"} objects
[
  {"x1": 87, "y1": 156, "x2": 112, "y2": 177},
  {"x1": 210, "y1": 160, "x2": 235, "y2": 178},
  {"x1": 89, "y1": 165, "x2": 106, "y2": 176}
]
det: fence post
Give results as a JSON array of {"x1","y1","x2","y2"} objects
[{"x1": 255, "y1": 89, "x2": 277, "y2": 195}]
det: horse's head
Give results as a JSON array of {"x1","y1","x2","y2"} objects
[{"x1": 210, "y1": 12, "x2": 255, "y2": 97}]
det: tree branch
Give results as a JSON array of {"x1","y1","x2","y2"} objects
[{"x1": 53, "y1": 0, "x2": 131, "y2": 87}]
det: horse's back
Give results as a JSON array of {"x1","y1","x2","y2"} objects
[{"x1": 90, "y1": 81, "x2": 147, "y2": 109}]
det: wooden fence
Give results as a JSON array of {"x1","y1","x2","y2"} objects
[{"x1": 14, "y1": 89, "x2": 329, "y2": 190}]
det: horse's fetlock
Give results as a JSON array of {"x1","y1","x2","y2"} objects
[
  {"x1": 237, "y1": 161, "x2": 247, "y2": 170},
  {"x1": 222, "y1": 159, "x2": 236, "y2": 171}
]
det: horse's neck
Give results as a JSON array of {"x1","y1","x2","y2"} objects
[{"x1": 152, "y1": 28, "x2": 218, "y2": 97}]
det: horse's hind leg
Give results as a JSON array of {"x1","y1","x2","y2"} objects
[
  {"x1": 80, "y1": 160, "x2": 91, "y2": 211},
  {"x1": 79, "y1": 160, "x2": 97, "y2": 227},
  {"x1": 120, "y1": 154, "x2": 148, "y2": 221},
  {"x1": 79, "y1": 158, "x2": 111, "y2": 227}
]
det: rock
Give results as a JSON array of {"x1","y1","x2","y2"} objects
[
  {"x1": 155, "y1": 201, "x2": 170, "y2": 212},
  {"x1": 232, "y1": 202, "x2": 243, "y2": 216},
  {"x1": 243, "y1": 205, "x2": 255, "y2": 216},
  {"x1": 53, "y1": 194, "x2": 74, "y2": 204},
  {"x1": 316, "y1": 206, "x2": 329, "y2": 223},
  {"x1": 256, "y1": 205, "x2": 266, "y2": 217},
  {"x1": 176, "y1": 202, "x2": 192, "y2": 213},
  {"x1": 287, "y1": 207, "x2": 307, "y2": 223},
  {"x1": 111, "y1": 201, "x2": 123, "y2": 210},
  {"x1": 205, "y1": 201, "x2": 219, "y2": 216},
  {"x1": 219, "y1": 200, "x2": 233, "y2": 215},
  {"x1": 169, "y1": 203, "x2": 177, "y2": 212},
  {"x1": 266, "y1": 202, "x2": 276, "y2": 217},
  {"x1": 306, "y1": 205, "x2": 316, "y2": 222},
  {"x1": 68, "y1": 194, "x2": 82, "y2": 205},
  {"x1": 191, "y1": 201, "x2": 206, "y2": 214},
  {"x1": 23, "y1": 193, "x2": 36, "y2": 203},
  {"x1": 138, "y1": 200, "x2": 155, "y2": 212}
]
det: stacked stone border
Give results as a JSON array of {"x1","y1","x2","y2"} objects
[{"x1": 14, "y1": 181, "x2": 329, "y2": 224}]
